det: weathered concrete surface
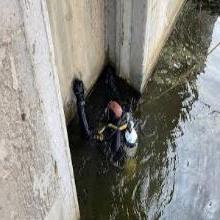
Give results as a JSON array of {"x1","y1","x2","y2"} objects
[
  {"x1": 46, "y1": 0, "x2": 105, "y2": 122},
  {"x1": 0, "y1": 0, "x2": 79, "y2": 219},
  {"x1": 142, "y1": 0, "x2": 186, "y2": 91},
  {"x1": 106, "y1": 0, "x2": 186, "y2": 92},
  {"x1": 46, "y1": 0, "x2": 185, "y2": 122}
]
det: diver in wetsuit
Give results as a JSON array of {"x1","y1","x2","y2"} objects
[{"x1": 73, "y1": 68, "x2": 138, "y2": 163}]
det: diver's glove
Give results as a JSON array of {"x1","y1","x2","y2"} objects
[{"x1": 73, "y1": 79, "x2": 85, "y2": 102}]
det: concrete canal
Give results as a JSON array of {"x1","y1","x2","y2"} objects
[{"x1": 68, "y1": 1, "x2": 220, "y2": 219}]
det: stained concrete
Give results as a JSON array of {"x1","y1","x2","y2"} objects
[
  {"x1": 46, "y1": 0, "x2": 105, "y2": 122},
  {"x1": 0, "y1": 0, "x2": 79, "y2": 219},
  {"x1": 46, "y1": 0, "x2": 185, "y2": 122},
  {"x1": 142, "y1": 0, "x2": 186, "y2": 91},
  {"x1": 106, "y1": 0, "x2": 186, "y2": 92}
]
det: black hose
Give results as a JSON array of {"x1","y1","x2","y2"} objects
[{"x1": 73, "y1": 79, "x2": 91, "y2": 139}]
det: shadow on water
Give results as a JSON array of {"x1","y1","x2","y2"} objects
[{"x1": 68, "y1": 1, "x2": 220, "y2": 219}]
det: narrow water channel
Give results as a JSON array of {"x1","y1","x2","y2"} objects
[{"x1": 68, "y1": 1, "x2": 220, "y2": 219}]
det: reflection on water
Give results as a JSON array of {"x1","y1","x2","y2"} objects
[
  {"x1": 163, "y1": 16, "x2": 220, "y2": 220},
  {"x1": 68, "y1": 1, "x2": 220, "y2": 219}
]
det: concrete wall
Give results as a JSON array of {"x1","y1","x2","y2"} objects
[
  {"x1": 106, "y1": 0, "x2": 185, "y2": 92},
  {"x1": 46, "y1": 0, "x2": 105, "y2": 122},
  {"x1": 0, "y1": 0, "x2": 79, "y2": 219},
  {"x1": 46, "y1": 0, "x2": 185, "y2": 122},
  {"x1": 142, "y1": 0, "x2": 186, "y2": 91}
]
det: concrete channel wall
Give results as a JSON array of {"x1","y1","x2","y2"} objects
[
  {"x1": 0, "y1": 0, "x2": 79, "y2": 220},
  {"x1": 106, "y1": 0, "x2": 186, "y2": 92},
  {"x1": 47, "y1": 0, "x2": 185, "y2": 122},
  {"x1": 46, "y1": 0, "x2": 105, "y2": 122}
]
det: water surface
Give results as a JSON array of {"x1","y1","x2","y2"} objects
[{"x1": 68, "y1": 1, "x2": 220, "y2": 219}]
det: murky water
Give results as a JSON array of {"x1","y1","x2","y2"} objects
[{"x1": 68, "y1": 1, "x2": 220, "y2": 219}]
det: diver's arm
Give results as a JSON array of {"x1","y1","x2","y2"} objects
[
  {"x1": 73, "y1": 79, "x2": 91, "y2": 139},
  {"x1": 112, "y1": 130, "x2": 124, "y2": 162},
  {"x1": 112, "y1": 130, "x2": 121, "y2": 152}
]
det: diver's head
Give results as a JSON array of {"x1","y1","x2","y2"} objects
[{"x1": 107, "y1": 101, "x2": 123, "y2": 122}]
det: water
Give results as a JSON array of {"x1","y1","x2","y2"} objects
[{"x1": 68, "y1": 1, "x2": 220, "y2": 219}]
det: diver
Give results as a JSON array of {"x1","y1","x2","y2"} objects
[{"x1": 73, "y1": 67, "x2": 138, "y2": 164}]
